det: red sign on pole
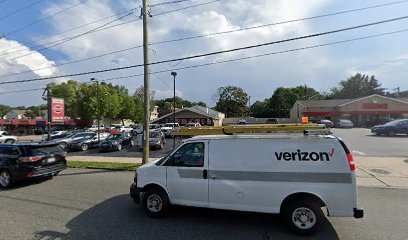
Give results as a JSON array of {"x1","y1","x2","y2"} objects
[{"x1": 51, "y1": 98, "x2": 65, "y2": 123}]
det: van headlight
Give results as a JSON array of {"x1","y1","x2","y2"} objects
[
  {"x1": 111, "y1": 141, "x2": 118, "y2": 145},
  {"x1": 156, "y1": 141, "x2": 161, "y2": 144}
]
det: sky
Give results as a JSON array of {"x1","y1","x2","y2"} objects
[{"x1": 0, "y1": 0, "x2": 407, "y2": 107}]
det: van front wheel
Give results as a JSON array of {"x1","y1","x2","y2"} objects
[
  {"x1": 282, "y1": 200, "x2": 323, "y2": 236},
  {"x1": 141, "y1": 188, "x2": 169, "y2": 218}
]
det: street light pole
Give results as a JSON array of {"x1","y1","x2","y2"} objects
[
  {"x1": 91, "y1": 78, "x2": 100, "y2": 142},
  {"x1": 105, "y1": 93, "x2": 112, "y2": 129},
  {"x1": 171, "y1": 71, "x2": 177, "y2": 149}
]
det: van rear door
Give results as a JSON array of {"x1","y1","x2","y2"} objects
[{"x1": 165, "y1": 141, "x2": 209, "y2": 207}]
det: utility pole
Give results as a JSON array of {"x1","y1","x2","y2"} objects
[
  {"x1": 42, "y1": 86, "x2": 52, "y2": 141},
  {"x1": 142, "y1": 0, "x2": 150, "y2": 165},
  {"x1": 171, "y1": 71, "x2": 177, "y2": 149},
  {"x1": 248, "y1": 96, "x2": 251, "y2": 117},
  {"x1": 91, "y1": 78, "x2": 100, "y2": 142}
]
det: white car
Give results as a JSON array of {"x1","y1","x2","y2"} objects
[
  {"x1": 87, "y1": 125, "x2": 105, "y2": 132},
  {"x1": 41, "y1": 131, "x2": 67, "y2": 140},
  {"x1": 184, "y1": 122, "x2": 201, "y2": 127},
  {"x1": 114, "y1": 125, "x2": 132, "y2": 133},
  {"x1": 0, "y1": 131, "x2": 17, "y2": 144},
  {"x1": 130, "y1": 133, "x2": 363, "y2": 235},
  {"x1": 160, "y1": 123, "x2": 180, "y2": 137}
]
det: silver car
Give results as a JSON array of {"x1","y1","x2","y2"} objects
[{"x1": 335, "y1": 119, "x2": 354, "y2": 128}]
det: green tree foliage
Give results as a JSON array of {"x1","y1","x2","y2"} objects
[
  {"x1": 45, "y1": 80, "x2": 144, "y2": 123},
  {"x1": 0, "y1": 104, "x2": 12, "y2": 117},
  {"x1": 250, "y1": 85, "x2": 324, "y2": 118},
  {"x1": 154, "y1": 97, "x2": 206, "y2": 110},
  {"x1": 214, "y1": 85, "x2": 249, "y2": 117},
  {"x1": 330, "y1": 73, "x2": 385, "y2": 99}
]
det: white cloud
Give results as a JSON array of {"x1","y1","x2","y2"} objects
[
  {"x1": 154, "y1": 89, "x2": 183, "y2": 99},
  {"x1": 0, "y1": 38, "x2": 56, "y2": 77}
]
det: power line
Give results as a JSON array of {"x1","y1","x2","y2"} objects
[
  {"x1": 1, "y1": 15, "x2": 407, "y2": 86},
  {"x1": 3, "y1": 0, "x2": 90, "y2": 38},
  {"x1": 98, "y1": 28, "x2": 408, "y2": 82},
  {"x1": 0, "y1": 87, "x2": 44, "y2": 95},
  {"x1": 0, "y1": 10, "x2": 136, "y2": 64},
  {"x1": 150, "y1": 0, "x2": 191, "y2": 7},
  {"x1": 1, "y1": 27, "x2": 407, "y2": 94},
  {"x1": 0, "y1": 9, "x2": 135, "y2": 56},
  {"x1": 0, "y1": 0, "x2": 47, "y2": 22},
  {"x1": 154, "y1": 0, "x2": 221, "y2": 16},
  {"x1": 0, "y1": 0, "x2": 220, "y2": 58},
  {"x1": 3, "y1": 0, "x2": 407, "y2": 79}
]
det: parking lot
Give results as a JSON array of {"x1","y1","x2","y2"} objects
[
  {"x1": 331, "y1": 128, "x2": 408, "y2": 157},
  {"x1": 62, "y1": 128, "x2": 408, "y2": 159}
]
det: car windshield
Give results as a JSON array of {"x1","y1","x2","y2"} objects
[
  {"x1": 107, "y1": 134, "x2": 122, "y2": 140},
  {"x1": 164, "y1": 124, "x2": 174, "y2": 127},
  {"x1": 83, "y1": 134, "x2": 95, "y2": 139},
  {"x1": 384, "y1": 119, "x2": 405, "y2": 126},
  {"x1": 150, "y1": 132, "x2": 161, "y2": 138}
]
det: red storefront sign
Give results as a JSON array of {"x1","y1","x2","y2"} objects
[
  {"x1": 363, "y1": 103, "x2": 388, "y2": 109},
  {"x1": 51, "y1": 98, "x2": 65, "y2": 122}
]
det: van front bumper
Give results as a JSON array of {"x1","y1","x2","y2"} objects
[
  {"x1": 354, "y1": 208, "x2": 364, "y2": 218},
  {"x1": 130, "y1": 183, "x2": 141, "y2": 204}
]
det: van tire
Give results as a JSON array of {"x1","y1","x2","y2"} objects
[
  {"x1": 141, "y1": 188, "x2": 170, "y2": 218},
  {"x1": 282, "y1": 200, "x2": 323, "y2": 236}
]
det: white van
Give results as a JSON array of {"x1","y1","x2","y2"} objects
[{"x1": 130, "y1": 134, "x2": 363, "y2": 235}]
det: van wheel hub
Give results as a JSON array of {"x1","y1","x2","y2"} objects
[
  {"x1": 147, "y1": 194, "x2": 162, "y2": 212},
  {"x1": 292, "y1": 207, "x2": 316, "y2": 229}
]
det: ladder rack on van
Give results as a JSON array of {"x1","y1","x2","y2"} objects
[{"x1": 170, "y1": 123, "x2": 328, "y2": 136}]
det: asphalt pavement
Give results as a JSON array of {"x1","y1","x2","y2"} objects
[
  {"x1": 331, "y1": 128, "x2": 408, "y2": 157},
  {"x1": 1, "y1": 168, "x2": 408, "y2": 240}
]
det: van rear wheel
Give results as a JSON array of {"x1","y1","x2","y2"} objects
[
  {"x1": 141, "y1": 188, "x2": 169, "y2": 218},
  {"x1": 282, "y1": 200, "x2": 323, "y2": 236}
]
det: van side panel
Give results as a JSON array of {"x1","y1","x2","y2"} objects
[{"x1": 208, "y1": 138, "x2": 355, "y2": 216}]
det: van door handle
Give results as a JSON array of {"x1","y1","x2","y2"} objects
[{"x1": 203, "y1": 169, "x2": 208, "y2": 179}]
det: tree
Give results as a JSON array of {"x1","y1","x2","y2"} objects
[
  {"x1": 213, "y1": 85, "x2": 249, "y2": 117},
  {"x1": 268, "y1": 87, "x2": 299, "y2": 117},
  {"x1": 330, "y1": 73, "x2": 385, "y2": 99},
  {"x1": 0, "y1": 104, "x2": 12, "y2": 118},
  {"x1": 250, "y1": 100, "x2": 271, "y2": 118},
  {"x1": 49, "y1": 80, "x2": 80, "y2": 118}
]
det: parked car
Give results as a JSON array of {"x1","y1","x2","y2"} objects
[
  {"x1": 184, "y1": 122, "x2": 201, "y2": 128},
  {"x1": 317, "y1": 119, "x2": 334, "y2": 128},
  {"x1": 149, "y1": 130, "x2": 165, "y2": 149},
  {"x1": 99, "y1": 133, "x2": 134, "y2": 152},
  {"x1": 48, "y1": 132, "x2": 97, "y2": 149},
  {"x1": 86, "y1": 124, "x2": 105, "y2": 132},
  {"x1": 114, "y1": 125, "x2": 132, "y2": 133},
  {"x1": 41, "y1": 130, "x2": 66, "y2": 140},
  {"x1": 0, "y1": 143, "x2": 67, "y2": 188},
  {"x1": 0, "y1": 131, "x2": 17, "y2": 144},
  {"x1": 161, "y1": 123, "x2": 180, "y2": 137},
  {"x1": 366, "y1": 118, "x2": 395, "y2": 128},
  {"x1": 371, "y1": 119, "x2": 408, "y2": 136},
  {"x1": 266, "y1": 118, "x2": 279, "y2": 124},
  {"x1": 132, "y1": 124, "x2": 143, "y2": 134},
  {"x1": 335, "y1": 119, "x2": 353, "y2": 128},
  {"x1": 67, "y1": 133, "x2": 100, "y2": 151},
  {"x1": 130, "y1": 133, "x2": 363, "y2": 235}
]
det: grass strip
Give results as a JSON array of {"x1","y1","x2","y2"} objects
[{"x1": 67, "y1": 161, "x2": 141, "y2": 171}]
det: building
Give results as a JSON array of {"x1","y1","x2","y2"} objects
[
  {"x1": 3, "y1": 110, "x2": 31, "y2": 119},
  {"x1": 290, "y1": 94, "x2": 408, "y2": 127},
  {"x1": 152, "y1": 105, "x2": 225, "y2": 126}
]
